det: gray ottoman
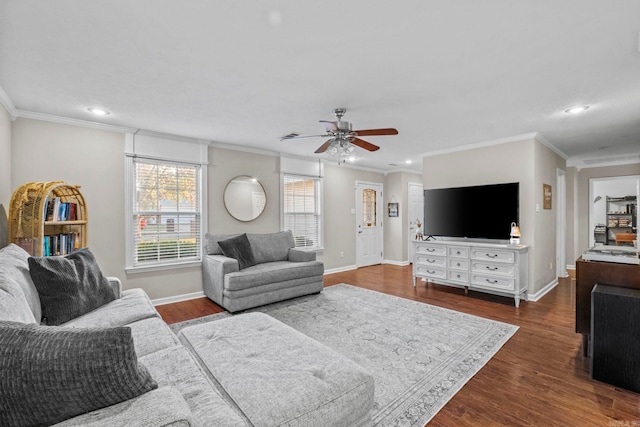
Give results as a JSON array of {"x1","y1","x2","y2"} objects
[{"x1": 179, "y1": 312, "x2": 374, "y2": 427}]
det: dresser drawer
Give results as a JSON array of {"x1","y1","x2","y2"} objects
[
  {"x1": 448, "y1": 258, "x2": 469, "y2": 271},
  {"x1": 415, "y1": 254, "x2": 446, "y2": 268},
  {"x1": 448, "y1": 246, "x2": 469, "y2": 258},
  {"x1": 448, "y1": 270, "x2": 469, "y2": 283},
  {"x1": 471, "y1": 261, "x2": 515, "y2": 277},
  {"x1": 415, "y1": 244, "x2": 447, "y2": 257},
  {"x1": 470, "y1": 248, "x2": 515, "y2": 264},
  {"x1": 471, "y1": 273, "x2": 515, "y2": 291},
  {"x1": 415, "y1": 265, "x2": 446, "y2": 280}
]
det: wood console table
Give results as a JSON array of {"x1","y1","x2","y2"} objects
[{"x1": 575, "y1": 257, "x2": 640, "y2": 356}]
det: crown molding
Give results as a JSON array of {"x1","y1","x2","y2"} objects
[
  {"x1": 420, "y1": 132, "x2": 568, "y2": 160},
  {"x1": 532, "y1": 132, "x2": 568, "y2": 160},
  {"x1": 0, "y1": 85, "x2": 18, "y2": 119},
  {"x1": 15, "y1": 109, "x2": 137, "y2": 133},
  {"x1": 209, "y1": 140, "x2": 280, "y2": 157}
]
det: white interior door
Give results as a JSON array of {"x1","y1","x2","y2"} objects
[
  {"x1": 356, "y1": 181, "x2": 383, "y2": 267},
  {"x1": 408, "y1": 182, "x2": 424, "y2": 262}
]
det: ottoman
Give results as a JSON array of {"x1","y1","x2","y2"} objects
[{"x1": 178, "y1": 312, "x2": 374, "y2": 427}]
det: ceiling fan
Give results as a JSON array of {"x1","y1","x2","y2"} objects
[{"x1": 281, "y1": 108, "x2": 398, "y2": 156}]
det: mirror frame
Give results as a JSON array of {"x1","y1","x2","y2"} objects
[{"x1": 223, "y1": 175, "x2": 267, "y2": 222}]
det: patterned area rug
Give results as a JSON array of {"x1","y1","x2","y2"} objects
[{"x1": 170, "y1": 284, "x2": 518, "y2": 426}]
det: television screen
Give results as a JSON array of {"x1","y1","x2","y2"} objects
[{"x1": 423, "y1": 182, "x2": 519, "y2": 240}]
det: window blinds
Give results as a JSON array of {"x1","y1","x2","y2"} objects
[
  {"x1": 132, "y1": 158, "x2": 201, "y2": 266},
  {"x1": 282, "y1": 175, "x2": 321, "y2": 249}
]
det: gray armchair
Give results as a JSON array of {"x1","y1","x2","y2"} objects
[{"x1": 202, "y1": 231, "x2": 324, "y2": 312}]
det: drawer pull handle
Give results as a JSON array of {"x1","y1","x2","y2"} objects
[
  {"x1": 456, "y1": 274, "x2": 461, "y2": 278},
  {"x1": 426, "y1": 248, "x2": 436, "y2": 252},
  {"x1": 427, "y1": 259, "x2": 436, "y2": 263},
  {"x1": 456, "y1": 262, "x2": 461, "y2": 267},
  {"x1": 486, "y1": 279, "x2": 498, "y2": 284},
  {"x1": 485, "y1": 253, "x2": 498, "y2": 258},
  {"x1": 427, "y1": 270, "x2": 436, "y2": 274},
  {"x1": 486, "y1": 266, "x2": 498, "y2": 271},
  {"x1": 456, "y1": 251, "x2": 461, "y2": 255}
]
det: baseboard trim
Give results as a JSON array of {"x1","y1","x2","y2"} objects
[
  {"x1": 527, "y1": 279, "x2": 559, "y2": 302},
  {"x1": 383, "y1": 259, "x2": 410, "y2": 266},
  {"x1": 567, "y1": 264, "x2": 576, "y2": 271},
  {"x1": 152, "y1": 291, "x2": 205, "y2": 306},
  {"x1": 324, "y1": 265, "x2": 357, "y2": 275}
]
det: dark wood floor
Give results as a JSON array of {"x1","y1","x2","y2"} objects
[{"x1": 157, "y1": 264, "x2": 640, "y2": 426}]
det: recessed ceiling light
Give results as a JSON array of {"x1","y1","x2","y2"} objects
[
  {"x1": 87, "y1": 107, "x2": 110, "y2": 116},
  {"x1": 564, "y1": 106, "x2": 589, "y2": 114},
  {"x1": 405, "y1": 160, "x2": 412, "y2": 164}
]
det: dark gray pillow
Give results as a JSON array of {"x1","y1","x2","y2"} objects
[
  {"x1": 0, "y1": 321, "x2": 157, "y2": 426},
  {"x1": 28, "y1": 248, "x2": 117, "y2": 325},
  {"x1": 218, "y1": 233, "x2": 256, "y2": 270}
]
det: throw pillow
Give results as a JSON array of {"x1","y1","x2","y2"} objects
[
  {"x1": 218, "y1": 233, "x2": 256, "y2": 270},
  {"x1": 28, "y1": 248, "x2": 117, "y2": 325},
  {"x1": 0, "y1": 321, "x2": 157, "y2": 426}
]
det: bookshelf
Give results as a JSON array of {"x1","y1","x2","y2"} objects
[
  {"x1": 8, "y1": 181, "x2": 87, "y2": 256},
  {"x1": 606, "y1": 196, "x2": 637, "y2": 245}
]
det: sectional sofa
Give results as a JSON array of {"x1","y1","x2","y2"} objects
[{"x1": 0, "y1": 243, "x2": 374, "y2": 426}]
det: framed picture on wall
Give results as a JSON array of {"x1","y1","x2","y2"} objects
[
  {"x1": 388, "y1": 202, "x2": 399, "y2": 217},
  {"x1": 543, "y1": 184, "x2": 552, "y2": 209}
]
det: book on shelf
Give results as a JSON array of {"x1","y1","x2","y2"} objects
[
  {"x1": 43, "y1": 198, "x2": 78, "y2": 222},
  {"x1": 42, "y1": 233, "x2": 78, "y2": 256}
]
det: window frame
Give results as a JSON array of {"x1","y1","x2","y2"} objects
[
  {"x1": 125, "y1": 155, "x2": 204, "y2": 273},
  {"x1": 281, "y1": 173, "x2": 323, "y2": 251}
]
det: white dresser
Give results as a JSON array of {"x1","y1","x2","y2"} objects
[{"x1": 412, "y1": 240, "x2": 529, "y2": 307}]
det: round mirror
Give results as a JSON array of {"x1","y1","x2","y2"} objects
[{"x1": 223, "y1": 175, "x2": 267, "y2": 222}]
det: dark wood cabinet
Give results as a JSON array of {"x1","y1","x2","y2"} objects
[{"x1": 575, "y1": 257, "x2": 640, "y2": 355}]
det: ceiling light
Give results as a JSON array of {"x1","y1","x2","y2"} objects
[
  {"x1": 87, "y1": 107, "x2": 110, "y2": 116},
  {"x1": 405, "y1": 160, "x2": 412, "y2": 164},
  {"x1": 564, "y1": 106, "x2": 589, "y2": 114},
  {"x1": 347, "y1": 156, "x2": 356, "y2": 162}
]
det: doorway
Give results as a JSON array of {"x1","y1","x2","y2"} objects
[
  {"x1": 589, "y1": 175, "x2": 639, "y2": 247},
  {"x1": 355, "y1": 181, "x2": 383, "y2": 267},
  {"x1": 556, "y1": 169, "x2": 567, "y2": 278}
]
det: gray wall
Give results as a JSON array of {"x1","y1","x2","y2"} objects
[
  {"x1": 422, "y1": 137, "x2": 567, "y2": 296},
  {"x1": 0, "y1": 105, "x2": 11, "y2": 247},
  {"x1": 322, "y1": 163, "x2": 385, "y2": 270},
  {"x1": 208, "y1": 147, "x2": 281, "y2": 235},
  {"x1": 6, "y1": 117, "x2": 409, "y2": 300},
  {"x1": 383, "y1": 171, "x2": 422, "y2": 263}
]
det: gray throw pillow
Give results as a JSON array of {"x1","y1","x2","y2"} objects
[
  {"x1": 28, "y1": 248, "x2": 117, "y2": 325},
  {"x1": 218, "y1": 233, "x2": 256, "y2": 270},
  {"x1": 0, "y1": 321, "x2": 157, "y2": 426}
]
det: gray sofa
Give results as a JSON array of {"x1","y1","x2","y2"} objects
[
  {"x1": 0, "y1": 243, "x2": 373, "y2": 426},
  {"x1": 202, "y1": 231, "x2": 324, "y2": 312}
]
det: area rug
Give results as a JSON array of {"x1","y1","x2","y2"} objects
[{"x1": 170, "y1": 284, "x2": 518, "y2": 426}]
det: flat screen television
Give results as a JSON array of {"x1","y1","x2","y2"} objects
[{"x1": 423, "y1": 182, "x2": 519, "y2": 240}]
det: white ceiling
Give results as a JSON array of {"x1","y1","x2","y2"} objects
[{"x1": 1, "y1": 1, "x2": 639, "y2": 172}]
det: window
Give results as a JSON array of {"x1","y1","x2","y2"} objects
[
  {"x1": 128, "y1": 157, "x2": 201, "y2": 268},
  {"x1": 283, "y1": 174, "x2": 322, "y2": 249}
]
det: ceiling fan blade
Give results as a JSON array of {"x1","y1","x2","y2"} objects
[
  {"x1": 280, "y1": 133, "x2": 330, "y2": 141},
  {"x1": 314, "y1": 140, "x2": 334, "y2": 153},
  {"x1": 353, "y1": 128, "x2": 398, "y2": 136},
  {"x1": 352, "y1": 138, "x2": 380, "y2": 152},
  {"x1": 319, "y1": 120, "x2": 339, "y2": 132}
]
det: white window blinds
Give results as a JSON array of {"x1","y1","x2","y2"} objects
[
  {"x1": 131, "y1": 158, "x2": 201, "y2": 266},
  {"x1": 283, "y1": 174, "x2": 322, "y2": 249}
]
